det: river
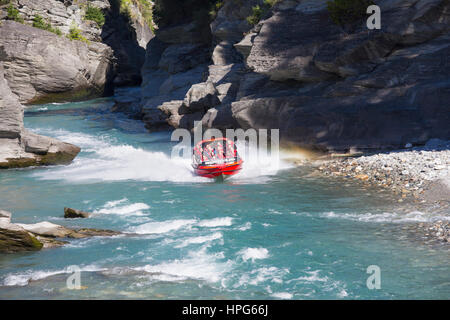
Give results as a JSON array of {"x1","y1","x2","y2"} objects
[{"x1": 0, "y1": 97, "x2": 448, "y2": 299}]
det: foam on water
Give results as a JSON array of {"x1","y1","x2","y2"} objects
[
  {"x1": 197, "y1": 217, "x2": 233, "y2": 227},
  {"x1": 271, "y1": 292, "x2": 293, "y2": 299},
  {"x1": 94, "y1": 198, "x2": 150, "y2": 216},
  {"x1": 31, "y1": 129, "x2": 292, "y2": 184},
  {"x1": 236, "y1": 222, "x2": 252, "y2": 231},
  {"x1": 131, "y1": 217, "x2": 235, "y2": 235},
  {"x1": 238, "y1": 247, "x2": 270, "y2": 262},
  {"x1": 131, "y1": 219, "x2": 197, "y2": 235},
  {"x1": 133, "y1": 247, "x2": 232, "y2": 284},
  {"x1": 31, "y1": 128, "x2": 112, "y2": 152},
  {"x1": 2, "y1": 265, "x2": 105, "y2": 287},
  {"x1": 235, "y1": 266, "x2": 289, "y2": 287},
  {"x1": 321, "y1": 210, "x2": 450, "y2": 223},
  {"x1": 289, "y1": 270, "x2": 328, "y2": 283},
  {"x1": 174, "y1": 232, "x2": 224, "y2": 248}
]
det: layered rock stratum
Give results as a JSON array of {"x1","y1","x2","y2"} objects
[
  {"x1": 0, "y1": 63, "x2": 80, "y2": 168},
  {"x1": 0, "y1": 0, "x2": 154, "y2": 169},
  {"x1": 0, "y1": 0, "x2": 153, "y2": 103},
  {"x1": 139, "y1": 0, "x2": 450, "y2": 152}
]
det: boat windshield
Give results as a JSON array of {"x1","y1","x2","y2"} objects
[{"x1": 192, "y1": 139, "x2": 239, "y2": 165}]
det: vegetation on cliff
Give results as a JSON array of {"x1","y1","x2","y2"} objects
[
  {"x1": 84, "y1": 4, "x2": 106, "y2": 27},
  {"x1": 6, "y1": 3, "x2": 23, "y2": 23},
  {"x1": 32, "y1": 14, "x2": 62, "y2": 35},
  {"x1": 115, "y1": 0, "x2": 154, "y2": 31},
  {"x1": 246, "y1": 0, "x2": 278, "y2": 26},
  {"x1": 67, "y1": 24, "x2": 89, "y2": 43},
  {"x1": 326, "y1": 0, "x2": 375, "y2": 27}
]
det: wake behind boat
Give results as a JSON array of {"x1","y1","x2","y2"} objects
[{"x1": 192, "y1": 137, "x2": 243, "y2": 180}]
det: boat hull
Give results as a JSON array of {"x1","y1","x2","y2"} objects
[{"x1": 193, "y1": 160, "x2": 243, "y2": 179}]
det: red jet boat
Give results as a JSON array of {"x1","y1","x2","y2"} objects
[{"x1": 192, "y1": 137, "x2": 243, "y2": 180}]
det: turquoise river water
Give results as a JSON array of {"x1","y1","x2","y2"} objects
[{"x1": 0, "y1": 98, "x2": 449, "y2": 299}]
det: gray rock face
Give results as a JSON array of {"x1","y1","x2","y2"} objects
[
  {"x1": 182, "y1": 82, "x2": 220, "y2": 113},
  {"x1": 0, "y1": 64, "x2": 23, "y2": 139},
  {"x1": 7, "y1": 0, "x2": 105, "y2": 41},
  {"x1": 232, "y1": 0, "x2": 450, "y2": 151},
  {"x1": 0, "y1": 21, "x2": 114, "y2": 104},
  {"x1": 137, "y1": 0, "x2": 449, "y2": 151},
  {"x1": 101, "y1": 0, "x2": 153, "y2": 86},
  {"x1": 156, "y1": 22, "x2": 206, "y2": 44},
  {"x1": 0, "y1": 227, "x2": 43, "y2": 253},
  {"x1": 0, "y1": 63, "x2": 80, "y2": 168},
  {"x1": 0, "y1": 0, "x2": 153, "y2": 101},
  {"x1": 139, "y1": 27, "x2": 211, "y2": 130}
]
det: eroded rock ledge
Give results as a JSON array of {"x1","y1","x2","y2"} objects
[
  {"x1": 0, "y1": 63, "x2": 80, "y2": 169},
  {"x1": 139, "y1": 0, "x2": 450, "y2": 152},
  {"x1": 0, "y1": 209, "x2": 121, "y2": 253}
]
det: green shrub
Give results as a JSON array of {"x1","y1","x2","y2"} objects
[
  {"x1": 153, "y1": 0, "x2": 219, "y2": 27},
  {"x1": 32, "y1": 14, "x2": 62, "y2": 35},
  {"x1": 135, "y1": 0, "x2": 155, "y2": 31},
  {"x1": 119, "y1": 0, "x2": 133, "y2": 20},
  {"x1": 85, "y1": 4, "x2": 105, "y2": 27},
  {"x1": 67, "y1": 25, "x2": 89, "y2": 43},
  {"x1": 246, "y1": 5, "x2": 263, "y2": 26},
  {"x1": 246, "y1": 0, "x2": 278, "y2": 26},
  {"x1": 6, "y1": 3, "x2": 24, "y2": 23},
  {"x1": 327, "y1": 0, "x2": 374, "y2": 27},
  {"x1": 209, "y1": 0, "x2": 223, "y2": 19}
]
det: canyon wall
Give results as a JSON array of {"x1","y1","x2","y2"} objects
[{"x1": 140, "y1": 0, "x2": 450, "y2": 152}]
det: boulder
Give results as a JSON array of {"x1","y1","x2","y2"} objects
[
  {"x1": 64, "y1": 207, "x2": 91, "y2": 219},
  {"x1": 0, "y1": 210, "x2": 122, "y2": 253},
  {"x1": 71, "y1": 228, "x2": 121, "y2": 237},
  {"x1": 181, "y1": 82, "x2": 220, "y2": 113},
  {"x1": 234, "y1": 33, "x2": 257, "y2": 60},
  {"x1": 17, "y1": 222, "x2": 73, "y2": 238},
  {"x1": 0, "y1": 228, "x2": 43, "y2": 253}
]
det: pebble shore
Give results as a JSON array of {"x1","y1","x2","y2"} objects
[{"x1": 313, "y1": 139, "x2": 450, "y2": 244}]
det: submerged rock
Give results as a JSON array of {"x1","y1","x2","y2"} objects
[
  {"x1": 64, "y1": 207, "x2": 91, "y2": 219},
  {"x1": 71, "y1": 228, "x2": 121, "y2": 238},
  {"x1": 0, "y1": 210, "x2": 122, "y2": 253},
  {"x1": 0, "y1": 228, "x2": 43, "y2": 253},
  {"x1": 17, "y1": 222, "x2": 73, "y2": 238}
]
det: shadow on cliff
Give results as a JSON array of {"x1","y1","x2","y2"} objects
[{"x1": 101, "y1": 0, "x2": 148, "y2": 88}]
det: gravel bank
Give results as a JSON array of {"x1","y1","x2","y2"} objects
[{"x1": 313, "y1": 139, "x2": 450, "y2": 244}]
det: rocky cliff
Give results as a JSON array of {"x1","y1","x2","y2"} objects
[
  {"x1": 0, "y1": 0, "x2": 153, "y2": 103},
  {"x1": 0, "y1": 0, "x2": 153, "y2": 169},
  {"x1": 0, "y1": 63, "x2": 80, "y2": 168},
  {"x1": 140, "y1": 0, "x2": 450, "y2": 152},
  {"x1": 0, "y1": 20, "x2": 114, "y2": 104}
]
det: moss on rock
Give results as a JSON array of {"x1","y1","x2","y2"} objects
[{"x1": 0, "y1": 228, "x2": 43, "y2": 253}]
